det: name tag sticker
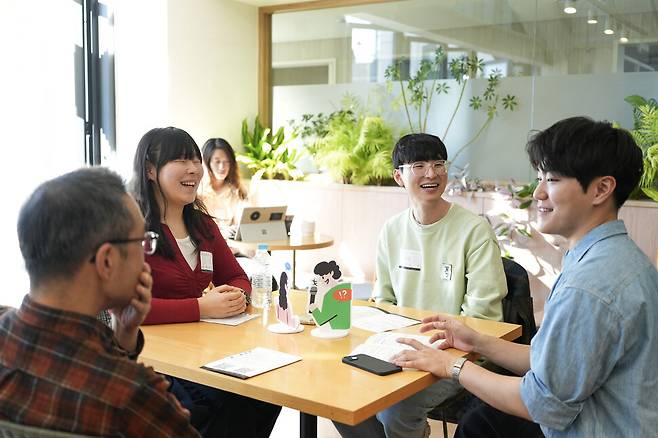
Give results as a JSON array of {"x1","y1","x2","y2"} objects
[
  {"x1": 441, "y1": 263, "x2": 453, "y2": 281},
  {"x1": 399, "y1": 249, "x2": 421, "y2": 271},
  {"x1": 200, "y1": 251, "x2": 213, "y2": 272}
]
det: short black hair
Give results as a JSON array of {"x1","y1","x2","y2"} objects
[
  {"x1": 526, "y1": 116, "x2": 643, "y2": 209},
  {"x1": 393, "y1": 133, "x2": 448, "y2": 168},
  {"x1": 17, "y1": 167, "x2": 133, "y2": 287}
]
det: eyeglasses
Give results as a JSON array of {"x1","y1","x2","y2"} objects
[
  {"x1": 108, "y1": 231, "x2": 159, "y2": 255},
  {"x1": 399, "y1": 160, "x2": 448, "y2": 177},
  {"x1": 90, "y1": 231, "x2": 159, "y2": 262}
]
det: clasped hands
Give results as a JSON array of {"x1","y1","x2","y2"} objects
[
  {"x1": 391, "y1": 314, "x2": 482, "y2": 378},
  {"x1": 198, "y1": 284, "x2": 247, "y2": 319}
]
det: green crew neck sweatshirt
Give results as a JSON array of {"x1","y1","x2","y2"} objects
[{"x1": 374, "y1": 203, "x2": 506, "y2": 321}]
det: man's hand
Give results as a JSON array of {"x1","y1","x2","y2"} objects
[
  {"x1": 419, "y1": 314, "x2": 482, "y2": 353},
  {"x1": 390, "y1": 339, "x2": 457, "y2": 378},
  {"x1": 198, "y1": 286, "x2": 246, "y2": 318},
  {"x1": 112, "y1": 262, "x2": 152, "y2": 352}
]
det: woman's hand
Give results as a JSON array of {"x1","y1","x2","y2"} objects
[
  {"x1": 419, "y1": 314, "x2": 482, "y2": 353},
  {"x1": 198, "y1": 286, "x2": 246, "y2": 318}
]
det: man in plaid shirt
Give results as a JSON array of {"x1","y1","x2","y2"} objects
[{"x1": 0, "y1": 167, "x2": 199, "y2": 437}]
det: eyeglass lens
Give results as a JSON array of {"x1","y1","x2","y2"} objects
[
  {"x1": 143, "y1": 232, "x2": 158, "y2": 255},
  {"x1": 409, "y1": 161, "x2": 447, "y2": 176}
]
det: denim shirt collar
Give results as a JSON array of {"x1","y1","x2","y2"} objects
[{"x1": 563, "y1": 220, "x2": 628, "y2": 268}]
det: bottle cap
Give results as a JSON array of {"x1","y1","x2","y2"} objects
[{"x1": 257, "y1": 243, "x2": 269, "y2": 251}]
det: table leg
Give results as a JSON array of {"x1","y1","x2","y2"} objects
[{"x1": 300, "y1": 412, "x2": 317, "y2": 438}]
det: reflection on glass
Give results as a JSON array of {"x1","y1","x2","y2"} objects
[
  {"x1": 272, "y1": 0, "x2": 658, "y2": 85},
  {"x1": 271, "y1": 0, "x2": 658, "y2": 180}
]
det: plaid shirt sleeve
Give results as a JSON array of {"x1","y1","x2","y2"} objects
[{"x1": 122, "y1": 368, "x2": 201, "y2": 438}]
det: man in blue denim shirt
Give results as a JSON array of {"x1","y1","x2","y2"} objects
[{"x1": 391, "y1": 116, "x2": 658, "y2": 437}]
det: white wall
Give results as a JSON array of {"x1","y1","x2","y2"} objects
[{"x1": 113, "y1": 0, "x2": 258, "y2": 179}]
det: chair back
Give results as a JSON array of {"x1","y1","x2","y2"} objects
[
  {"x1": 0, "y1": 420, "x2": 94, "y2": 438},
  {"x1": 501, "y1": 257, "x2": 537, "y2": 345}
]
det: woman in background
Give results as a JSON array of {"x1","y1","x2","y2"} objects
[
  {"x1": 199, "y1": 138, "x2": 249, "y2": 235},
  {"x1": 131, "y1": 126, "x2": 280, "y2": 437}
]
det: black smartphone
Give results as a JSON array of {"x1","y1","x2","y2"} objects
[{"x1": 342, "y1": 354, "x2": 402, "y2": 376}]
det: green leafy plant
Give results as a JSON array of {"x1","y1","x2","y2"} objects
[
  {"x1": 237, "y1": 117, "x2": 304, "y2": 181},
  {"x1": 288, "y1": 109, "x2": 354, "y2": 144},
  {"x1": 384, "y1": 47, "x2": 518, "y2": 164},
  {"x1": 313, "y1": 97, "x2": 396, "y2": 185},
  {"x1": 624, "y1": 95, "x2": 658, "y2": 201}
]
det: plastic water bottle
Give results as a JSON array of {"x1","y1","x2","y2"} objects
[{"x1": 251, "y1": 243, "x2": 272, "y2": 309}]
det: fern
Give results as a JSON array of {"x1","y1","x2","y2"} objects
[
  {"x1": 625, "y1": 97, "x2": 658, "y2": 201},
  {"x1": 314, "y1": 111, "x2": 396, "y2": 185}
]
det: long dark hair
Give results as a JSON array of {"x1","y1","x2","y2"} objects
[
  {"x1": 202, "y1": 138, "x2": 248, "y2": 200},
  {"x1": 278, "y1": 271, "x2": 288, "y2": 310},
  {"x1": 131, "y1": 127, "x2": 214, "y2": 259}
]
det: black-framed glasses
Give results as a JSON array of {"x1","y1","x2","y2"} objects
[
  {"x1": 399, "y1": 160, "x2": 448, "y2": 177},
  {"x1": 108, "y1": 231, "x2": 159, "y2": 255},
  {"x1": 90, "y1": 231, "x2": 159, "y2": 262}
]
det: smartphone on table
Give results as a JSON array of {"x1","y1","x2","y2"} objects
[{"x1": 342, "y1": 354, "x2": 402, "y2": 376}]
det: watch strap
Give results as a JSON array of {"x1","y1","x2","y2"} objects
[{"x1": 451, "y1": 356, "x2": 468, "y2": 382}]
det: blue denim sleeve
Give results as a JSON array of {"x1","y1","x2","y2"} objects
[{"x1": 519, "y1": 285, "x2": 622, "y2": 431}]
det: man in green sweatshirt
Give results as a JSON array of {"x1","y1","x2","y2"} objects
[{"x1": 335, "y1": 133, "x2": 507, "y2": 438}]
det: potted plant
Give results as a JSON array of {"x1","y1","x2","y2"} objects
[
  {"x1": 237, "y1": 117, "x2": 304, "y2": 181},
  {"x1": 384, "y1": 47, "x2": 518, "y2": 164}
]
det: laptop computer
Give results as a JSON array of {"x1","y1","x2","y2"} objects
[{"x1": 234, "y1": 206, "x2": 289, "y2": 242}]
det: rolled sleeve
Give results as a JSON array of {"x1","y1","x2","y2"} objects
[{"x1": 519, "y1": 285, "x2": 621, "y2": 431}]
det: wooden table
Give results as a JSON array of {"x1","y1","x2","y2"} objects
[
  {"x1": 229, "y1": 234, "x2": 334, "y2": 288},
  {"x1": 140, "y1": 294, "x2": 520, "y2": 438}
]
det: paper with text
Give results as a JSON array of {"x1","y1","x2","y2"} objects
[
  {"x1": 350, "y1": 332, "x2": 444, "y2": 362},
  {"x1": 202, "y1": 347, "x2": 302, "y2": 379},
  {"x1": 200, "y1": 313, "x2": 259, "y2": 326},
  {"x1": 351, "y1": 306, "x2": 419, "y2": 333}
]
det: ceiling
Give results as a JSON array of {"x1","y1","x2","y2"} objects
[
  {"x1": 234, "y1": 0, "x2": 315, "y2": 6},
  {"x1": 268, "y1": 0, "x2": 658, "y2": 44}
]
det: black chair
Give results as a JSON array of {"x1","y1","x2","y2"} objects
[{"x1": 427, "y1": 257, "x2": 537, "y2": 437}]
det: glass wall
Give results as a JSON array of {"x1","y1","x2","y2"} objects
[{"x1": 271, "y1": 0, "x2": 658, "y2": 181}]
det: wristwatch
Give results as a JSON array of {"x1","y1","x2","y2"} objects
[{"x1": 451, "y1": 357, "x2": 468, "y2": 382}]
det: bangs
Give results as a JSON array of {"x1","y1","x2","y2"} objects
[
  {"x1": 408, "y1": 144, "x2": 445, "y2": 162},
  {"x1": 152, "y1": 128, "x2": 201, "y2": 167},
  {"x1": 393, "y1": 133, "x2": 447, "y2": 167}
]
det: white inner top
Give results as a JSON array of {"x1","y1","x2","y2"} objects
[{"x1": 176, "y1": 236, "x2": 198, "y2": 271}]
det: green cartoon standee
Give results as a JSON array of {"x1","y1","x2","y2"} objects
[{"x1": 309, "y1": 261, "x2": 352, "y2": 339}]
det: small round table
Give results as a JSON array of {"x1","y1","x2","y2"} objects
[{"x1": 228, "y1": 234, "x2": 334, "y2": 288}]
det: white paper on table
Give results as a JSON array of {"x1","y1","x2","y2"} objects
[
  {"x1": 350, "y1": 332, "x2": 444, "y2": 362},
  {"x1": 351, "y1": 305, "x2": 420, "y2": 333},
  {"x1": 200, "y1": 313, "x2": 259, "y2": 326},
  {"x1": 201, "y1": 347, "x2": 302, "y2": 379}
]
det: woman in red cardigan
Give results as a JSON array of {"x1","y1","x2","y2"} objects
[{"x1": 131, "y1": 127, "x2": 280, "y2": 438}]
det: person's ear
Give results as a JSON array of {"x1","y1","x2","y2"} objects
[
  {"x1": 591, "y1": 176, "x2": 616, "y2": 206},
  {"x1": 393, "y1": 169, "x2": 405, "y2": 188},
  {"x1": 146, "y1": 162, "x2": 156, "y2": 182},
  {"x1": 93, "y1": 243, "x2": 117, "y2": 281}
]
